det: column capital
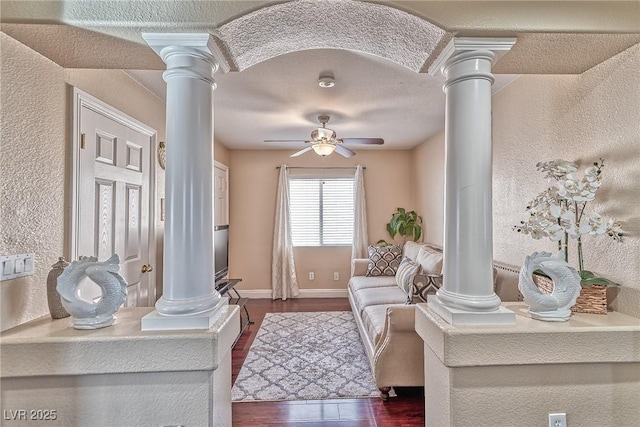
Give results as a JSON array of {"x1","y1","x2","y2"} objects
[
  {"x1": 142, "y1": 33, "x2": 231, "y2": 74},
  {"x1": 428, "y1": 37, "x2": 516, "y2": 76}
]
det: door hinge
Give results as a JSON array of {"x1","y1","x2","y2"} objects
[{"x1": 80, "y1": 133, "x2": 86, "y2": 149}]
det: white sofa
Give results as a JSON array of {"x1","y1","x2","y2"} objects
[{"x1": 348, "y1": 241, "x2": 521, "y2": 399}]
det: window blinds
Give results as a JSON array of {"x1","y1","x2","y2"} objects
[{"x1": 289, "y1": 177, "x2": 354, "y2": 246}]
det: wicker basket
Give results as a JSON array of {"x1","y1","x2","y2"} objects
[{"x1": 533, "y1": 275, "x2": 608, "y2": 315}]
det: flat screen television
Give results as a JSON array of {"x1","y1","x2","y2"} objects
[{"x1": 214, "y1": 225, "x2": 229, "y2": 284}]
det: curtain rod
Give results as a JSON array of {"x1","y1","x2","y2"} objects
[{"x1": 275, "y1": 166, "x2": 365, "y2": 170}]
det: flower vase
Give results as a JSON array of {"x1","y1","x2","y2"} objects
[{"x1": 47, "y1": 257, "x2": 70, "y2": 319}]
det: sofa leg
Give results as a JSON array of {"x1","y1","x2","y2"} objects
[{"x1": 378, "y1": 387, "x2": 391, "y2": 401}]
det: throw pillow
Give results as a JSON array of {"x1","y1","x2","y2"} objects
[
  {"x1": 366, "y1": 245, "x2": 402, "y2": 276},
  {"x1": 413, "y1": 273, "x2": 443, "y2": 302},
  {"x1": 413, "y1": 267, "x2": 498, "y2": 303},
  {"x1": 395, "y1": 257, "x2": 420, "y2": 302},
  {"x1": 415, "y1": 247, "x2": 443, "y2": 275},
  {"x1": 414, "y1": 248, "x2": 443, "y2": 302}
]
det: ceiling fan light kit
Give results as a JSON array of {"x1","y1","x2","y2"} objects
[
  {"x1": 264, "y1": 114, "x2": 384, "y2": 158},
  {"x1": 311, "y1": 142, "x2": 336, "y2": 156}
]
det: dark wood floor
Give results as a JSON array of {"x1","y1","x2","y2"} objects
[{"x1": 231, "y1": 298, "x2": 425, "y2": 426}]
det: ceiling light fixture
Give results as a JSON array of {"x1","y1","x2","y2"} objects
[
  {"x1": 318, "y1": 72, "x2": 335, "y2": 88},
  {"x1": 312, "y1": 142, "x2": 336, "y2": 156}
]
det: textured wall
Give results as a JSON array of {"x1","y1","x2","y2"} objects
[
  {"x1": 0, "y1": 33, "x2": 67, "y2": 331},
  {"x1": 0, "y1": 34, "x2": 167, "y2": 331},
  {"x1": 229, "y1": 149, "x2": 414, "y2": 292},
  {"x1": 412, "y1": 134, "x2": 445, "y2": 246},
  {"x1": 413, "y1": 44, "x2": 640, "y2": 318}
]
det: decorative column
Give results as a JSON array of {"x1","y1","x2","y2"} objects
[
  {"x1": 428, "y1": 38, "x2": 516, "y2": 325},
  {"x1": 141, "y1": 33, "x2": 230, "y2": 330}
]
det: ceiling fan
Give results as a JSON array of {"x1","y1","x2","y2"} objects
[{"x1": 264, "y1": 115, "x2": 384, "y2": 158}]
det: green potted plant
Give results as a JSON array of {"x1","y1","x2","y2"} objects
[{"x1": 377, "y1": 207, "x2": 423, "y2": 245}]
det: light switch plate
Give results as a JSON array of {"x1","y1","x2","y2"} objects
[
  {"x1": 0, "y1": 253, "x2": 35, "y2": 281},
  {"x1": 2, "y1": 259, "x2": 14, "y2": 276}
]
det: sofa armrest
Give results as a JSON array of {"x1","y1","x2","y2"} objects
[
  {"x1": 381, "y1": 305, "x2": 416, "y2": 334},
  {"x1": 372, "y1": 305, "x2": 424, "y2": 388},
  {"x1": 351, "y1": 258, "x2": 369, "y2": 277}
]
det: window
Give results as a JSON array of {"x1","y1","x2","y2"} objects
[{"x1": 289, "y1": 177, "x2": 354, "y2": 246}]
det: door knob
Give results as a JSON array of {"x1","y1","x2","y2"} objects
[{"x1": 141, "y1": 264, "x2": 153, "y2": 273}]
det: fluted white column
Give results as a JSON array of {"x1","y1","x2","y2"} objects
[
  {"x1": 428, "y1": 38, "x2": 516, "y2": 324},
  {"x1": 141, "y1": 34, "x2": 230, "y2": 330}
]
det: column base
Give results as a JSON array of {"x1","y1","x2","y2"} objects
[
  {"x1": 155, "y1": 290, "x2": 222, "y2": 316},
  {"x1": 141, "y1": 297, "x2": 228, "y2": 331},
  {"x1": 428, "y1": 295, "x2": 515, "y2": 325},
  {"x1": 436, "y1": 287, "x2": 502, "y2": 312}
]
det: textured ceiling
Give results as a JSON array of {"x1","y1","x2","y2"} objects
[
  {"x1": 2, "y1": 0, "x2": 639, "y2": 151},
  {"x1": 215, "y1": 0, "x2": 449, "y2": 72},
  {"x1": 126, "y1": 49, "x2": 518, "y2": 150}
]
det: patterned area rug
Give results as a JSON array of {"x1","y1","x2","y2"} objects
[{"x1": 232, "y1": 311, "x2": 378, "y2": 402}]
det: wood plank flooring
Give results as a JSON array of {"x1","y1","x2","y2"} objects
[{"x1": 231, "y1": 298, "x2": 425, "y2": 426}]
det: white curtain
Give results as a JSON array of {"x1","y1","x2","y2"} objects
[
  {"x1": 272, "y1": 165, "x2": 300, "y2": 300},
  {"x1": 352, "y1": 164, "x2": 369, "y2": 261}
]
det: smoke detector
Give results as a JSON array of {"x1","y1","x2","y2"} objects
[{"x1": 318, "y1": 72, "x2": 335, "y2": 88}]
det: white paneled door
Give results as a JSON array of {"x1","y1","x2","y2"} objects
[{"x1": 73, "y1": 90, "x2": 156, "y2": 307}]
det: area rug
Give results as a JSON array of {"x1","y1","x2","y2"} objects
[{"x1": 231, "y1": 311, "x2": 379, "y2": 402}]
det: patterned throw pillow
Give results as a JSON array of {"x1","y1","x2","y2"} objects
[
  {"x1": 411, "y1": 247, "x2": 443, "y2": 301},
  {"x1": 366, "y1": 245, "x2": 402, "y2": 276},
  {"x1": 395, "y1": 257, "x2": 421, "y2": 303},
  {"x1": 413, "y1": 274, "x2": 443, "y2": 302}
]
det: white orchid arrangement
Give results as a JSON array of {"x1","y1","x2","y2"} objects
[{"x1": 514, "y1": 159, "x2": 623, "y2": 286}]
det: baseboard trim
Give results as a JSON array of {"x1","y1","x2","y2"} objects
[
  {"x1": 237, "y1": 290, "x2": 272, "y2": 299},
  {"x1": 299, "y1": 289, "x2": 349, "y2": 298},
  {"x1": 238, "y1": 289, "x2": 348, "y2": 299}
]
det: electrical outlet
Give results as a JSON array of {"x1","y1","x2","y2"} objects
[
  {"x1": 549, "y1": 413, "x2": 567, "y2": 427},
  {"x1": 333, "y1": 272, "x2": 339, "y2": 281},
  {"x1": 309, "y1": 272, "x2": 315, "y2": 281}
]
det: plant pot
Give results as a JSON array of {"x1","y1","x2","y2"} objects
[
  {"x1": 572, "y1": 285, "x2": 608, "y2": 314},
  {"x1": 533, "y1": 275, "x2": 608, "y2": 315}
]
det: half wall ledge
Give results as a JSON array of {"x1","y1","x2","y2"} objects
[
  {"x1": 415, "y1": 302, "x2": 640, "y2": 426},
  {"x1": 1, "y1": 306, "x2": 240, "y2": 427}
]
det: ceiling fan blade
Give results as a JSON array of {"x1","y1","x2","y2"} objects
[
  {"x1": 340, "y1": 137, "x2": 384, "y2": 145},
  {"x1": 334, "y1": 145, "x2": 356, "y2": 158},
  {"x1": 264, "y1": 139, "x2": 309, "y2": 144},
  {"x1": 290, "y1": 146, "x2": 314, "y2": 157}
]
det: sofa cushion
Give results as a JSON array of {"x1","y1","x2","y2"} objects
[
  {"x1": 349, "y1": 275, "x2": 396, "y2": 293},
  {"x1": 361, "y1": 304, "x2": 405, "y2": 346},
  {"x1": 352, "y1": 286, "x2": 408, "y2": 315},
  {"x1": 366, "y1": 245, "x2": 402, "y2": 276},
  {"x1": 395, "y1": 257, "x2": 420, "y2": 301},
  {"x1": 402, "y1": 241, "x2": 424, "y2": 262},
  {"x1": 416, "y1": 247, "x2": 443, "y2": 275}
]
